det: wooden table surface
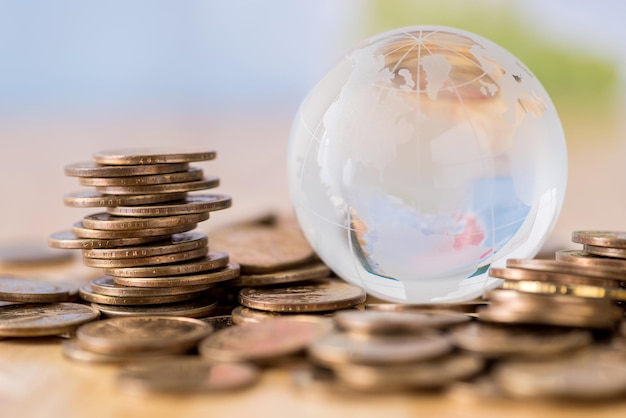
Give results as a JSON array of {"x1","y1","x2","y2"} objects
[{"x1": 2, "y1": 259, "x2": 626, "y2": 418}]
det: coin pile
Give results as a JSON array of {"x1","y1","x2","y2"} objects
[{"x1": 48, "y1": 148, "x2": 240, "y2": 318}]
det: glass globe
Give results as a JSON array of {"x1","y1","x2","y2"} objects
[{"x1": 287, "y1": 26, "x2": 567, "y2": 303}]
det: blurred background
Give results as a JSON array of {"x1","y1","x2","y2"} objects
[{"x1": 0, "y1": 0, "x2": 624, "y2": 255}]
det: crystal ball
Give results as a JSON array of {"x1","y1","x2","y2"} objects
[{"x1": 287, "y1": 26, "x2": 567, "y2": 303}]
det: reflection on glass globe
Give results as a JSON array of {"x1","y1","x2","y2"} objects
[{"x1": 287, "y1": 26, "x2": 567, "y2": 303}]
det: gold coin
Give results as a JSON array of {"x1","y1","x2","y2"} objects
[
  {"x1": 227, "y1": 262, "x2": 330, "y2": 287},
  {"x1": 309, "y1": 332, "x2": 451, "y2": 367},
  {"x1": 198, "y1": 316, "x2": 334, "y2": 363},
  {"x1": 0, "y1": 276, "x2": 71, "y2": 303},
  {"x1": 92, "y1": 296, "x2": 218, "y2": 318},
  {"x1": 64, "y1": 161, "x2": 190, "y2": 177},
  {"x1": 64, "y1": 191, "x2": 187, "y2": 208},
  {"x1": 506, "y1": 258, "x2": 626, "y2": 282},
  {"x1": 556, "y1": 249, "x2": 626, "y2": 270},
  {"x1": 117, "y1": 358, "x2": 259, "y2": 394},
  {"x1": 211, "y1": 222, "x2": 316, "y2": 274},
  {"x1": 82, "y1": 232, "x2": 208, "y2": 259},
  {"x1": 449, "y1": 322, "x2": 592, "y2": 358},
  {"x1": 95, "y1": 177, "x2": 219, "y2": 195},
  {"x1": 62, "y1": 339, "x2": 176, "y2": 364},
  {"x1": 81, "y1": 212, "x2": 209, "y2": 231},
  {"x1": 333, "y1": 310, "x2": 470, "y2": 335},
  {"x1": 238, "y1": 278, "x2": 366, "y2": 313},
  {"x1": 79, "y1": 167, "x2": 204, "y2": 187},
  {"x1": 103, "y1": 251, "x2": 229, "y2": 278},
  {"x1": 333, "y1": 354, "x2": 484, "y2": 392},
  {"x1": 92, "y1": 148, "x2": 216, "y2": 165},
  {"x1": 112, "y1": 262, "x2": 240, "y2": 287},
  {"x1": 89, "y1": 276, "x2": 212, "y2": 298},
  {"x1": 48, "y1": 231, "x2": 163, "y2": 249},
  {"x1": 571, "y1": 230, "x2": 626, "y2": 248},
  {"x1": 583, "y1": 244, "x2": 626, "y2": 259},
  {"x1": 493, "y1": 347, "x2": 626, "y2": 400},
  {"x1": 0, "y1": 303, "x2": 99, "y2": 337},
  {"x1": 489, "y1": 267, "x2": 616, "y2": 287},
  {"x1": 502, "y1": 279, "x2": 626, "y2": 302},
  {"x1": 82, "y1": 247, "x2": 208, "y2": 268},
  {"x1": 107, "y1": 194, "x2": 232, "y2": 217},
  {"x1": 76, "y1": 315, "x2": 213, "y2": 354},
  {"x1": 78, "y1": 283, "x2": 206, "y2": 305},
  {"x1": 72, "y1": 221, "x2": 197, "y2": 239}
]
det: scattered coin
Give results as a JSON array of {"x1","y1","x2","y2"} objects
[
  {"x1": 107, "y1": 194, "x2": 232, "y2": 217},
  {"x1": 572, "y1": 230, "x2": 626, "y2": 248},
  {"x1": 211, "y1": 223, "x2": 316, "y2": 273},
  {"x1": 81, "y1": 232, "x2": 208, "y2": 259},
  {"x1": 0, "y1": 276, "x2": 71, "y2": 303},
  {"x1": 64, "y1": 191, "x2": 187, "y2": 208},
  {"x1": 103, "y1": 251, "x2": 229, "y2": 278},
  {"x1": 92, "y1": 296, "x2": 218, "y2": 318},
  {"x1": 111, "y1": 262, "x2": 240, "y2": 287},
  {"x1": 199, "y1": 316, "x2": 334, "y2": 364},
  {"x1": 81, "y1": 212, "x2": 209, "y2": 231},
  {"x1": 89, "y1": 276, "x2": 212, "y2": 298},
  {"x1": 0, "y1": 303, "x2": 99, "y2": 337},
  {"x1": 238, "y1": 278, "x2": 366, "y2": 313},
  {"x1": 48, "y1": 231, "x2": 163, "y2": 249},
  {"x1": 227, "y1": 262, "x2": 330, "y2": 288},
  {"x1": 450, "y1": 322, "x2": 592, "y2": 358},
  {"x1": 82, "y1": 247, "x2": 208, "y2": 268},
  {"x1": 333, "y1": 310, "x2": 470, "y2": 335},
  {"x1": 309, "y1": 332, "x2": 451, "y2": 367},
  {"x1": 76, "y1": 316, "x2": 213, "y2": 354},
  {"x1": 95, "y1": 177, "x2": 219, "y2": 195},
  {"x1": 92, "y1": 148, "x2": 216, "y2": 165},
  {"x1": 78, "y1": 283, "x2": 206, "y2": 306},
  {"x1": 117, "y1": 358, "x2": 259, "y2": 394},
  {"x1": 79, "y1": 167, "x2": 204, "y2": 187},
  {"x1": 64, "y1": 161, "x2": 190, "y2": 177}
]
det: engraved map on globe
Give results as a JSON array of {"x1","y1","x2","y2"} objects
[{"x1": 287, "y1": 27, "x2": 567, "y2": 303}]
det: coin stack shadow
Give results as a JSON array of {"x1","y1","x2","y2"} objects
[{"x1": 48, "y1": 149, "x2": 240, "y2": 319}]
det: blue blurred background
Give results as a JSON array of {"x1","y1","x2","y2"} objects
[{"x1": 1, "y1": 0, "x2": 625, "y2": 253}]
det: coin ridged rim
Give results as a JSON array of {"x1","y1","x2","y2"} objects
[
  {"x1": 92, "y1": 296, "x2": 218, "y2": 318},
  {"x1": 103, "y1": 251, "x2": 229, "y2": 278},
  {"x1": 89, "y1": 276, "x2": 213, "y2": 297},
  {"x1": 107, "y1": 194, "x2": 232, "y2": 217},
  {"x1": 238, "y1": 278, "x2": 367, "y2": 313},
  {"x1": 489, "y1": 267, "x2": 617, "y2": 287},
  {"x1": 82, "y1": 246, "x2": 208, "y2": 268},
  {"x1": 0, "y1": 276, "x2": 71, "y2": 303},
  {"x1": 116, "y1": 359, "x2": 260, "y2": 394},
  {"x1": 64, "y1": 191, "x2": 187, "y2": 208},
  {"x1": 506, "y1": 258, "x2": 626, "y2": 281},
  {"x1": 82, "y1": 232, "x2": 208, "y2": 259},
  {"x1": 81, "y1": 212, "x2": 209, "y2": 231},
  {"x1": 79, "y1": 167, "x2": 204, "y2": 187},
  {"x1": 227, "y1": 262, "x2": 330, "y2": 287},
  {"x1": 95, "y1": 177, "x2": 219, "y2": 195},
  {"x1": 64, "y1": 161, "x2": 190, "y2": 178},
  {"x1": 48, "y1": 231, "x2": 164, "y2": 249},
  {"x1": 555, "y1": 249, "x2": 626, "y2": 270},
  {"x1": 112, "y1": 262, "x2": 240, "y2": 287},
  {"x1": 198, "y1": 316, "x2": 335, "y2": 363},
  {"x1": 72, "y1": 222, "x2": 197, "y2": 239},
  {"x1": 92, "y1": 148, "x2": 216, "y2": 165},
  {"x1": 78, "y1": 283, "x2": 207, "y2": 305},
  {"x1": 0, "y1": 303, "x2": 100, "y2": 337},
  {"x1": 502, "y1": 279, "x2": 626, "y2": 302},
  {"x1": 76, "y1": 316, "x2": 213, "y2": 354}
]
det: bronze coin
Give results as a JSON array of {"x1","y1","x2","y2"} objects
[
  {"x1": 62, "y1": 339, "x2": 176, "y2": 364},
  {"x1": 112, "y1": 262, "x2": 240, "y2": 287},
  {"x1": 82, "y1": 247, "x2": 208, "y2": 268},
  {"x1": 95, "y1": 177, "x2": 219, "y2": 195},
  {"x1": 64, "y1": 161, "x2": 189, "y2": 177},
  {"x1": 103, "y1": 251, "x2": 229, "y2": 278},
  {"x1": 79, "y1": 167, "x2": 204, "y2": 187},
  {"x1": 76, "y1": 316, "x2": 213, "y2": 354},
  {"x1": 556, "y1": 249, "x2": 626, "y2": 270},
  {"x1": 92, "y1": 296, "x2": 218, "y2": 318},
  {"x1": 92, "y1": 148, "x2": 216, "y2": 165},
  {"x1": 0, "y1": 276, "x2": 71, "y2": 303},
  {"x1": 81, "y1": 232, "x2": 208, "y2": 259},
  {"x1": 89, "y1": 276, "x2": 212, "y2": 298},
  {"x1": 489, "y1": 267, "x2": 616, "y2": 287},
  {"x1": 365, "y1": 301, "x2": 487, "y2": 315},
  {"x1": 81, "y1": 212, "x2": 209, "y2": 231},
  {"x1": 501, "y1": 280, "x2": 626, "y2": 302},
  {"x1": 583, "y1": 244, "x2": 626, "y2": 259},
  {"x1": 48, "y1": 231, "x2": 163, "y2": 249},
  {"x1": 333, "y1": 310, "x2": 470, "y2": 334},
  {"x1": 0, "y1": 303, "x2": 99, "y2": 337},
  {"x1": 238, "y1": 278, "x2": 366, "y2": 312},
  {"x1": 227, "y1": 262, "x2": 330, "y2": 287},
  {"x1": 64, "y1": 190, "x2": 187, "y2": 208},
  {"x1": 72, "y1": 221, "x2": 197, "y2": 239},
  {"x1": 78, "y1": 283, "x2": 206, "y2": 305},
  {"x1": 572, "y1": 230, "x2": 626, "y2": 248},
  {"x1": 506, "y1": 258, "x2": 626, "y2": 282},
  {"x1": 107, "y1": 194, "x2": 232, "y2": 217}
]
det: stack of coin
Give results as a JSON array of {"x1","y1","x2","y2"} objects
[{"x1": 48, "y1": 148, "x2": 240, "y2": 318}]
